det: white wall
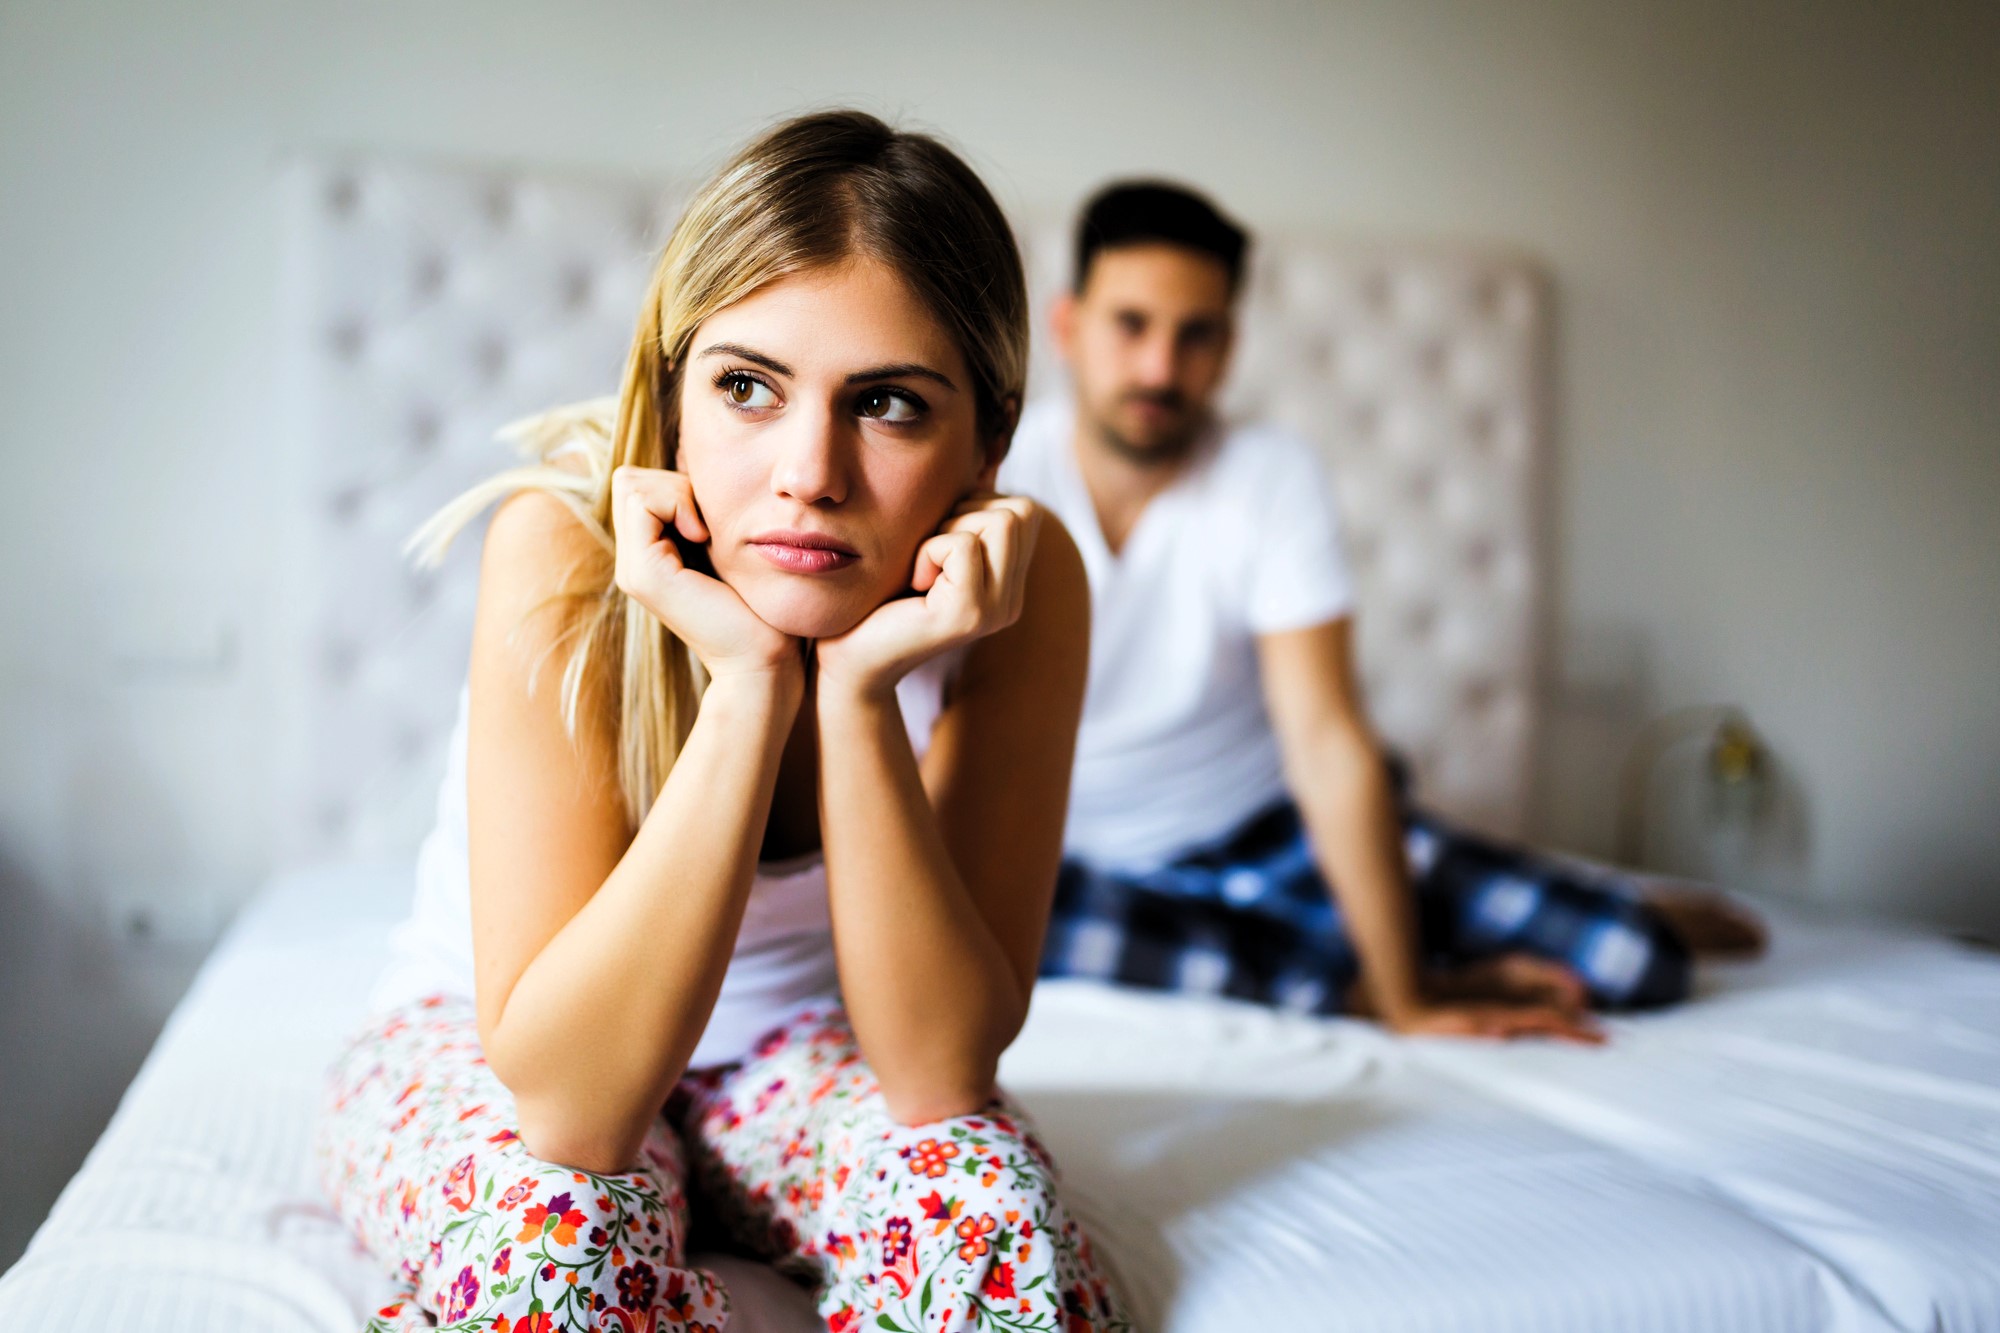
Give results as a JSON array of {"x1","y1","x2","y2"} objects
[{"x1": 2, "y1": 0, "x2": 1995, "y2": 947}]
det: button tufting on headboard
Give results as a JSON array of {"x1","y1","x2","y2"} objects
[{"x1": 278, "y1": 156, "x2": 1548, "y2": 864}]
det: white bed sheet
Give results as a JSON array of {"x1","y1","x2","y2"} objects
[
  {"x1": 1412, "y1": 900, "x2": 2000, "y2": 1333},
  {"x1": 3, "y1": 864, "x2": 1991, "y2": 1331}
]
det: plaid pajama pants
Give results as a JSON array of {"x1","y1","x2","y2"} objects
[{"x1": 1039, "y1": 792, "x2": 1691, "y2": 1015}]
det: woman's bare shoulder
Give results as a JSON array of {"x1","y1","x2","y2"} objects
[
  {"x1": 479, "y1": 487, "x2": 606, "y2": 619},
  {"x1": 472, "y1": 487, "x2": 613, "y2": 726}
]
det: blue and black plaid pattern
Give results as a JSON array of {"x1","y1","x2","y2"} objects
[{"x1": 1039, "y1": 795, "x2": 1691, "y2": 1014}]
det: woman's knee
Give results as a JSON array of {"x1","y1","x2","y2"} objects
[{"x1": 421, "y1": 1150, "x2": 713, "y2": 1323}]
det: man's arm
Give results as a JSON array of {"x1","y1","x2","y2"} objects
[{"x1": 1256, "y1": 617, "x2": 1601, "y2": 1042}]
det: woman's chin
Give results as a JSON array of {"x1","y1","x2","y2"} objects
[{"x1": 734, "y1": 578, "x2": 875, "y2": 641}]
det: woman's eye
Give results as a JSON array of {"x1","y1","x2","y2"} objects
[
  {"x1": 857, "y1": 388, "x2": 921, "y2": 424},
  {"x1": 720, "y1": 373, "x2": 777, "y2": 409}
]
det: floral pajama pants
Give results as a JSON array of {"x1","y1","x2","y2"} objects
[{"x1": 316, "y1": 995, "x2": 1132, "y2": 1333}]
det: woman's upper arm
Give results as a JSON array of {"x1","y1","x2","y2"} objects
[
  {"x1": 920, "y1": 512, "x2": 1091, "y2": 1004},
  {"x1": 464, "y1": 490, "x2": 631, "y2": 1043}
]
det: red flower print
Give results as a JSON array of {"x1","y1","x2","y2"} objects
[
  {"x1": 663, "y1": 1267, "x2": 694, "y2": 1318},
  {"x1": 517, "y1": 1191, "x2": 588, "y2": 1246},
  {"x1": 903, "y1": 1137, "x2": 960, "y2": 1178},
  {"x1": 616, "y1": 1261, "x2": 658, "y2": 1310},
  {"x1": 1063, "y1": 1283, "x2": 1093, "y2": 1333},
  {"x1": 824, "y1": 1231, "x2": 857, "y2": 1262},
  {"x1": 879, "y1": 1216, "x2": 923, "y2": 1298},
  {"x1": 497, "y1": 1177, "x2": 535, "y2": 1211},
  {"x1": 397, "y1": 1180, "x2": 420, "y2": 1222},
  {"x1": 919, "y1": 1189, "x2": 964, "y2": 1236},
  {"x1": 486, "y1": 1127, "x2": 520, "y2": 1146},
  {"x1": 956, "y1": 1212, "x2": 998, "y2": 1262},
  {"x1": 440, "y1": 1265, "x2": 480, "y2": 1322},
  {"x1": 515, "y1": 1315, "x2": 554, "y2": 1333},
  {"x1": 442, "y1": 1154, "x2": 477, "y2": 1212},
  {"x1": 456, "y1": 1103, "x2": 487, "y2": 1121},
  {"x1": 981, "y1": 1262, "x2": 1016, "y2": 1300},
  {"x1": 829, "y1": 1307, "x2": 859, "y2": 1333}
]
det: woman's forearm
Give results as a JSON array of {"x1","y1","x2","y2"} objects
[
  {"x1": 816, "y1": 684, "x2": 1023, "y2": 1125},
  {"x1": 485, "y1": 671, "x2": 799, "y2": 1170}
]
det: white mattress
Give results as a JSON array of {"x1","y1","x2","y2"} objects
[{"x1": 4, "y1": 864, "x2": 1994, "y2": 1332}]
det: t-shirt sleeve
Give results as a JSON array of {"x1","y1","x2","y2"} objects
[{"x1": 1242, "y1": 435, "x2": 1356, "y2": 633}]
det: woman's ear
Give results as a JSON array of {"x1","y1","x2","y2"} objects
[{"x1": 975, "y1": 395, "x2": 1020, "y2": 490}]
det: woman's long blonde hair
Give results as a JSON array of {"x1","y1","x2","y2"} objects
[{"x1": 407, "y1": 110, "x2": 1029, "y2": 827}]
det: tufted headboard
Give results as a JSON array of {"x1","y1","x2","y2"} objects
[{"x1": 276, "y1": 155, "x2": 1548, "y2": 866}]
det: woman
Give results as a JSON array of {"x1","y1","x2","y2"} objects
[{"x1": 316, "y1": 110, "x2": 1132, "y2": 1333}]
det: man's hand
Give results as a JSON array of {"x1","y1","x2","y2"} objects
[
  {"x1": 1382, "y1": 952, "x2": 1603, "y2": 1044},
  {"x1": 1360, "y1": 948, "x2": 1592, "y2": 1040},
  {"x1": 1429, "y1": 952, "x2": 1591, "y2": 1012},
  {"x1": 1388, "y1": 999, "x2": 1605, "y2": 1045}
]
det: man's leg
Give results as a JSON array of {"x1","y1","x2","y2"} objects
[
  {"x1": 1402, "y1": 809, "x2": 1695, "y2": 1010},
  {"x1": 1038, "y1": 802, "x2": 1363, "y2": 1015}
]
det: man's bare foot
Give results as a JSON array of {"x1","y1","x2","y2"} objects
[{"x1": 1640, "y1": 881, "x2": 1768, "y2": 957}]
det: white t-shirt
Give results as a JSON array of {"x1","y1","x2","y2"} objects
[
  {"x1": 998, "y1": 398, "x2": 1353, "y2": 871},
  {"x1": 369, "y1": 651, "x2": 958, "y2": 1069}
]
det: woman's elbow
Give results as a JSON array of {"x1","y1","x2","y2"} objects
[
  {"x1": 486, "y1": 1041, "x2": 652, "y2": 1174},
  {"x1": 881, "y1": 1080, "x2": 996, "y2": 1129},
  {"x1": 877, "y1": 1039, "x2": 1006, "y2": 1127},
  {"x1": 512, "y1": 1096, "x2": 647, "y2": 1176}
]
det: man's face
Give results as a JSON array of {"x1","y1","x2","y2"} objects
[{"x1": 1054, "y1": 242, "x2": 1235, "y2": 464}]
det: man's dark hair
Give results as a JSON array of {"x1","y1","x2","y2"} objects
[{"x1": 1073, "y1": 180, "x2": 1250, "y2": 294}]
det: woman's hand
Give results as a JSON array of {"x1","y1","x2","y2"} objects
[
  {"x1": 815, "y1": 492, "x2": 1043, "y2": 701},
  {"x1": 611, "y1": 465, "x2": 798, "y2": 683}
]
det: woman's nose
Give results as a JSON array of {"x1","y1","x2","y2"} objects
[{"x1": 770, "y1": 406, "x2": 849, "y2": 505}]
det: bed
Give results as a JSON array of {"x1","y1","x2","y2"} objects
[{"x1": 5, "y1": 154, "x2": 1996, "y2": 1331}]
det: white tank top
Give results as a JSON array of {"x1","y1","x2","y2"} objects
[{"x1": 369, "y1": 652, "x2": 958, "y2": 1068}]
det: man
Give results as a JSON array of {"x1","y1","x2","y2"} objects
[{"x1": 1002, "y1": 182, "x2": 1760, "y2": 1041}]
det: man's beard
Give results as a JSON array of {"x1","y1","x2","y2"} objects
[{"x1": 1088, "y1": 388, "x2": 1206, "y2": 467}]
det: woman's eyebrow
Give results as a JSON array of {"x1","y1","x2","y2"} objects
[
  {"x1": 697, "y1": 342, "x2": 793, "y2": 376},
  {"x1": 845, "y1": 362, "x2": 958, "y2": 391}
]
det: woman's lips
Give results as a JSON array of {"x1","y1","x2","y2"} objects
[{"x1": 748, "y1": 529, "x2": 860, "y2": 574}]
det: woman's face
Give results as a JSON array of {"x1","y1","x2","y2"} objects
[{"x1": 676, "y1": 257, "x2": 998, "y2": 640}]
